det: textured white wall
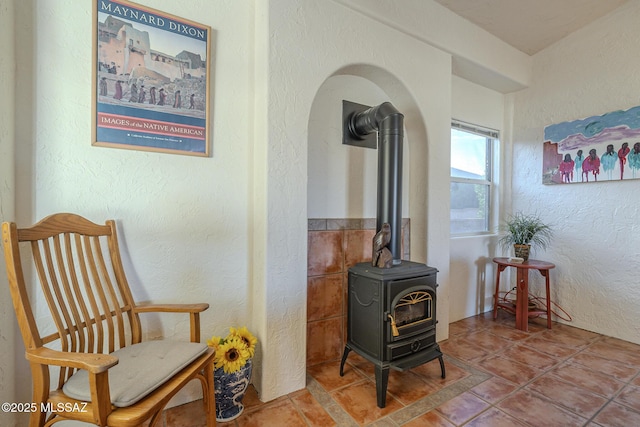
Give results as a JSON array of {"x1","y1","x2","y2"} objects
[
  {"x1": 10, "y1": 0, "x2": 632, "y2": 414},
  {"x1": 450, "y1": 76, "x2": 504, "y2": 322},
  {"x1": 0, "y1": 0, "x2": 17, "y2": 424},
  {"x1": 334, "y1": 0, "x2": 532, "y2": 92},
  {"x1": 307, "y1": 75, "x2": 409, "y2": 219},
  {"x1": 11, "y1": 0, "x2": 253, "y2": 407},
  {"x1": 509, "y1": 1, "x2": 640, "y2": 344},
  {"x1": 255, "y1": 0, "x2": 452, "y2": 401}
]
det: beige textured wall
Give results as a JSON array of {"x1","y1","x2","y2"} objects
[{"x1": 0, "y1": 0, "x2": 16, "y2": 424}]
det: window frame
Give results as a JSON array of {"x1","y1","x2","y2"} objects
[{"x1": 450, "y1": 120, "x2": 499, "y2": 236}]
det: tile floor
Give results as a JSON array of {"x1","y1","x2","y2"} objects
[{"x1": 162, "y1": 311, "x2": 640, "y2": 426}]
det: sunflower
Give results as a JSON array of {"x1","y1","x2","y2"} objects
[
  {"x1": 229, "y1": 326, "x2": 258, "y2": 358},
  {"x1": 206, "y1": 335, "x2": 223, "y2": 351},
  {"x1": 215, "y1": 337, "x2": 250, "y2": 373}
]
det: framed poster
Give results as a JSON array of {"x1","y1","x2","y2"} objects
[
  {"x1": 93, "y1": 0, "x2": 211, "y2": 156},
  {"x1": 543, "y1": 106, "x2": 640, "y2": 184}
]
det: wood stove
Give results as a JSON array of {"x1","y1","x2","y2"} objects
[
  {"x1": 339, "y1": 261, "x2": 444, "y2": 408},
  {"x1": 340, "y1": 101, "x2": 445, "y2": 408}
]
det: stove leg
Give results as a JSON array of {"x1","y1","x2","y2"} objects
[
  {"x1": 438, "y1": 355, "x2": 446, "y2": 379},
  {"x1": 375, "y1": 365, "x2": 390, "y2": 408},
  {"x1": 339, "y1": 346, "x2": 351, "y2": 377}
]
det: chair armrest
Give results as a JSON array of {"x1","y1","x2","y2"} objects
[
  {"x1": 26, "y1": 347, "x2": 118, "y2": 374},
  {"x1": 28, "y1": 348, "x2": 117, "y2": 424},
  {"x1": 134, "y1": 303, "x2": 209, "y2": 343},
  {"x1": 134, "y1": 303, "x2": 209, "y2": 314}
]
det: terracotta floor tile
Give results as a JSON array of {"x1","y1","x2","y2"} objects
[
  {"x1": 500, "y1": 344, "x2": 560, "y2": 370},
  {"x1": 553, "y1": 323, "x2": 602, "y2": 342},
  {"x1": 411, "y1": 357, "x2": 466, "y2": 391},
  {"x1": 592, "y1": 401, "x2": 640, "y2": 427},
  {"x1": 343, "y1": 351, "x2": 376, "y2": 378},
  {"x1": 483, "y1": 323, "x2": 532, "y2": 341},
  {"x1": 290, "y1": 389, "x2": 337, "y2": 427},
  {"x1": 615, "y1": 384, "x2": 640, "y2": 412},
  {"x1": 586, "y1": 340, "x2": 640, "y2": 366},
  {"x1": 497, "y1": 389, "x2": 588, "y2": 427},
  {"x1": 460, "y1": 330, "x2": 516, "y2": 353},
  {"x1": 402, "y1": 410, "x2": 455, "y2": 427},
  {"x1": 386, "y1": 370, "x2": 433, "y2": 405},
  {"x1": 165, "y1": 399, "x2": 207, "y2": 427},
  {"x1": 571, "y1": 351, "x2": 639, "y2": 382},
  {"x1": 539, "y1": 328, "x2": 594, "y2": 348},
  {"x1": 464, "y1": 407, "x2": 528, "y2": 427},
  {"x1": 526, "y1": 373, "x2": 608, "y2": 418},
  {"x1": 161, "y1": 313, "x2": 640, "y2": 427},
  {"x1": 449, "y1": 321, "x2": 473, "y2": 336},
  {"x1": 439, "y1": 337, "x2": 491, "y2": 362},
  {"x1": 307, "y1": 359, "x2": 365, "y2": 392},
  {"x1": 434, "y1": 391, "x2": 490, "y2": 425},
  {"x1": 330, "y1": 380, "x2": 404, "y2": 425},
  {"x1": 241, "y1": 385, "x2": 266, "y2": 412},
  {"x1": 470, "y1": 377, "x2": 518, "y2": 403},
  {"x1": 476, "y1": 354, "x2": 543, "y2": 385},
  {"x1": 600, "y1": 336, "x2": 640, "y2": 354},
  {"x1": 521, "y1": 335, "x2": 580, "y2": 358},
  {"x1": 236, "y1": 400, "x2": 308, "y2": 427},
  {"x1": 552, "y1": 362, "x2": 625, "y2": 398}
]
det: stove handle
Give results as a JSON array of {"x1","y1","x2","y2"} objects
[{"x1": 387, "y1": 313, "x2": 400, "y2": 337}]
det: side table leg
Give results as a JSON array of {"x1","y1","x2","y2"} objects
[
  {"x1": 543, "y1": 270, "x2": 552, "y2": 329},
  {"x1": 515, "y1": 267, "x2": 528, "y2": 331},
  {"x1": 493, "y1": 266, "x2": 504, "y2": 319}
]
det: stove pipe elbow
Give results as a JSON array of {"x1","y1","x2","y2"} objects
[{"x1": 347, "y1": 102, "x2": 404, "y2": 265}]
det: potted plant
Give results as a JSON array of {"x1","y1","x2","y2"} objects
[
  {"x1": 207, "y1": 327, "x2": 258, "y2": 422},
  {"x1": 498, "y1": 212, "x2": 553, "y2": 261}
]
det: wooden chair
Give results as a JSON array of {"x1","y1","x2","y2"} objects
[{"x1": 2, "y1": 213, "x2": 216, "y2": 426}]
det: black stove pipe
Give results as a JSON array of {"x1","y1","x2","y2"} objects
[{"x1": 349, "y1": 102, "x2": 404, "y2": 265}]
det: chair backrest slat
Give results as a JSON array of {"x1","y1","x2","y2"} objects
[
  {"x1": 63, "y1": 233, "x2": 89, "y2": 353},
  {"x1": 91, "y1": 235, "x2": 127, "y2": 351},
  {"x1": 84, "y1": 234, "x2": 115, "y2": 353},
  {"x1": 75, "y1": 234, "x2": 103, "y2": 354},
  {"x1": 2, "y1": 213, "x2": 143, "y2": 389},
  {"x1": 31, "y1": 239, "x2": 71, "y2": 353}
]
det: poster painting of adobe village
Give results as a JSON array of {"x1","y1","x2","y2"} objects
[
  {"x1": 94, "y1": 0, "x2": 211, "y2": 156},
  {"x1": 542, "y1": 106, "x2": 640, "y2": 184}
]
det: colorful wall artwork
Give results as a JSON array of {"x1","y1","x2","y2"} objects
[
  {"x1": 92, "y1": 0, "x2": 212, "y2": 156},
  {"x1": 543, "y1": 106, "x2": 640, "y2": 184}
]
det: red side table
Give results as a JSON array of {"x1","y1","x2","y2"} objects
[{"x1": 492, "y1": 257, "x2": 555, "y2": 331}]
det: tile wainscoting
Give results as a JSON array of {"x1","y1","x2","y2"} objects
[{"x1": 306, "y1": 218, "x2": 410, "y2": 367}]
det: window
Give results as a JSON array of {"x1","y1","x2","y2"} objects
[{"x1": 450, "y1": 121, "x2": 498, "y2": 235}]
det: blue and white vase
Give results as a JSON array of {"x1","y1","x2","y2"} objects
[{"x1": 214, "y1": 359, "x2": 253, "y2": 422}]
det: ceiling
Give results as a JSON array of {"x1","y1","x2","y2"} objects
[{"x1": 433, "y1": 0, "x2": 630, "y2": 55}]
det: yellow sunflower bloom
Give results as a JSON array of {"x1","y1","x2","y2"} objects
[
  {"x1": 215, "y1": 337, "x2": 250, "y2": 373},
  {"x1": 229, "y1": 326, "x2": 258, "y2": 358},
  {"x1": 207, "y1": 335, "x2": 223, "y2": 350}
]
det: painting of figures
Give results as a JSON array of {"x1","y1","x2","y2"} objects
[
  {"x1": 543, "y1": 105, "x2": 640, "y2": 184},
  {"x1": 92, "y1": 0, "x2": 211, "y2": 156}
]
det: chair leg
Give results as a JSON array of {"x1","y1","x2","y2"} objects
[
  {"x1": 205, "y1": 361, "x2": 217, "y2": 426},
  {"x1": 29, "y1": 365, "x2": 48, "y2": 427}
]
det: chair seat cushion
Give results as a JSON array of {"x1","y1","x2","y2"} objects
[{"x1": 62, "y1": 341, "x2": 208, "y2": 407}]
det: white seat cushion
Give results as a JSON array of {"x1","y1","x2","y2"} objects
[{"x1": 62, "y1": 341, "x2": 208, "y2": 407}]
